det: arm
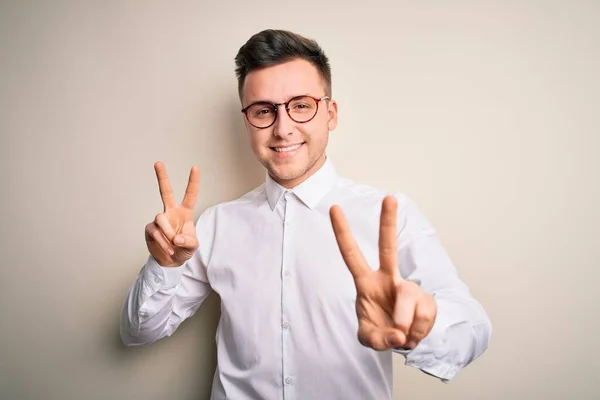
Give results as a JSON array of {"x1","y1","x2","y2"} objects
[
  {"x1": 119, "y1": 249, "x2": 212, "y2": 346},
  {"x1": 121, "y1": 162, "x2": 216, "y2": 346},
  {"x1": 393, "y1": 196, "x2": 492, "y2": 381}
]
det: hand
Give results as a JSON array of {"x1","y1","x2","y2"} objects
[
  {"x1": 144, "y1": 162, "x2": 200, "y2": 267},
  {"x1": 329, "y1": 195, "x2": 437, "y2": 351}
]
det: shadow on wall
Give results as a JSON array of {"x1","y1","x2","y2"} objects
[
  {"x1": 195, "y1": 90, "x2": 266, "y2": 209},
  {"x1": 106, "y1": 92, "x2": 265, "y2": 398},
  {"x1": 224, "y1": 94, "x2": 265, "y2": 193}
]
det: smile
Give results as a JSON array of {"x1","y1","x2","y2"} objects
[
  {"x1": 272, "y1": 143, "x2": 303, "y2": 152},
  {"x1": 270, "y1": 142, "x2": 305, "y2": 159}
]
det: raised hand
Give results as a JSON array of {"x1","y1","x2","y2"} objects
[
  {"x1": 329, "y1": 196, "x2": 437, "y2": 350},
  {"x1": 144, "y1": 162, "x2": 200, "y2": 267}
]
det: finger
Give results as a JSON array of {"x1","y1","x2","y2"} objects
[
  {"x1": 172, "y1": 233, "x2": 199, "y2": 250},
  {"x1": 181, "y1": 165, "x2": 200, "y2": 209},
  {"x1": 358, "y1": 323, "x2": 406, "y2": 351},
  {"x1": 406, "y1": 295, "x2": 437, "y2": 348},
  {"x1": 330, "y1": 205, "x2": 371, "y2": 279},
  {"x1": 393, "y1": 282, "x2": 418, "y2": 337},
  {"x1": 154, "y1": 213, "x2": 176, "y2": 242},
  {"x1": 146, "y1": 223, "x2": 174, "y2": 256},
  {"x1": 154, "y1": 161, "x2": 176, "y2": 211},
  {"x1": 379, "y1": 195, "x2": 399, "y2": 276}
]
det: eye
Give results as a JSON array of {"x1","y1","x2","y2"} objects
[
  {"x1": 251, "y1": 107, "x2": 275, "y2": 118},
  {"x1": 290, "y1": 102, "x2": 313, "y2": 112},
  {"x1": 289, "y1": 97, "x2": 317, "y2": 112}
]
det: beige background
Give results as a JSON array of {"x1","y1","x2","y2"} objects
[{"x1": 1, "y1": 1, "x2": 598, "y2": 399}]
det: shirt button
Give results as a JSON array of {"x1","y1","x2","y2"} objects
[
  {"x1": 154, "y1": 276, "x2": 161, "y2": 283},
  {"x1": 285, "y1": 220, "x2": 291, "y2": 226},
  {"x1": 285, "y1": 377, "x2": 292, "y2": 384},
  {"x1": 283, "y1": 270, "x2": 290, "y2": 277},
  {"x1": 282, "y1": 321, "x2": 290, "y2": 330}
]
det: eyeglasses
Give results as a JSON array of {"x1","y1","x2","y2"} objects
[{"x1": 241, "y1": 95, "x2": 330, "y2": 129}]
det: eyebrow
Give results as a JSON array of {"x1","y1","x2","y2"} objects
[{"x1": 245, "y1": 93, "x2": 314, "y2": 106}]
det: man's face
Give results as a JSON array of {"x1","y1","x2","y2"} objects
[{"x1": 241, "y1": 58, "x2": 338, "y2": 188}]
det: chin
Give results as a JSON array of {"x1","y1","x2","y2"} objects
[
  {"x1": 268, "y1": 163, "x2": 307, "y2": 182},
  {"x1": 271, "y1": 166, "x2": 304, "y2": 181}
]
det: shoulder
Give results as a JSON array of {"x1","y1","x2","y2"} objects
[
  {"x1": 333, "y1": 175, "x2": 413, "y2": 210},
  {"x1": 195, "y1": 183, "x2": 266, "y2": 226},
  {"x1": 333, "y1": 175, "x2": 433, "y2": 238}
]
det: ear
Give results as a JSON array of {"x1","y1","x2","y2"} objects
[{"x1": 327, "y1": 99, "x2": 338, "y2": 131}]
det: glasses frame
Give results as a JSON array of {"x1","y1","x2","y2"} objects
[{"x1": 241, "y1": 95, "x2": 330, "y2": 129}]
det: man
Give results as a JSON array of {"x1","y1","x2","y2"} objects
[{"x1": 121, "y1": 29, "x2": 492, "y2": 400}]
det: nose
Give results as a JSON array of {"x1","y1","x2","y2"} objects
[{"x1": 272, "y1": 104, "x2": 294, "y2": 138}]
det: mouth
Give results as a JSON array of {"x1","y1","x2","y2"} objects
[
  {"x1": 269, "y1": 142, "x2": 305, "y2": 159},
  {"x1": 270, "y1": 142, "x2": 304, "y2": 153}
]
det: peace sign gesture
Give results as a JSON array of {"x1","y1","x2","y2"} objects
[
  {"x1": 330, "y1": 196, "x2": 437, "y2": 350},
  {"x1": 144, "y1": 162, "x2": 200, "y2": 267}
]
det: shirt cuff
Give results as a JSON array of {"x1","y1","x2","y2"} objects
[
  {"x1": 145, "y1": 255, "x2": 186, "y2": 287},
  {"x1": 405, "y1": 357, "x2": 460, "y2": 383},
  {"x1": 392, "y1": 297, "x2": 464, "y2": 382}
]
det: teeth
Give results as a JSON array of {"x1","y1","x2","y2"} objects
[{"x1": 274, "y1": 144, "x2": 302, "y2": 152}]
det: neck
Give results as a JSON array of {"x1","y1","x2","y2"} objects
[{"x1": 274, "y1": 153, "x2": 327, "y2": 189}]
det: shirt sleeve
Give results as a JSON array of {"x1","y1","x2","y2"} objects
[
  {"x1": 391, "y1": 194, "x2": 492, "y2": 382},
  {"x1": 120, "y1": 207, "x2": 216, "y2": 347}
]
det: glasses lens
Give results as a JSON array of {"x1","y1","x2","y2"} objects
[
  {"x1": 288, "y1": 96, "x2": 318, "y2": 122},
  {"x1": 246, "y1": 102, "x2": 276, "y2": 128}
]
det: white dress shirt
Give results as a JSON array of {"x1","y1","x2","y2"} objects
[{"x1": 121, "y1": 158, "x2": 491, "y2": 400}]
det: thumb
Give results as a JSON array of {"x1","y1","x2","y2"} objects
[
  {"x1": 358, "y1": 324, "x2": 407, "y2": 350},
  {"x1": 172, "y1": 234, "x2": 198, "y2": 250},
  {"x1": 384, "y1": 329, "x2": 407, "y2": 348}
]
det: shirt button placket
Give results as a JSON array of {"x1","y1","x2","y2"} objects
[{"x1": 281, "y1": 192, "x2": 295, "y2": 400}]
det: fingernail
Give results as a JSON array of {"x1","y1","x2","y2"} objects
[
  {"x1": 386, "y1": 334, "x2": 397, "y2": 347},
  {"x1": 168, "y1": 248, "x2": 174, "y2": 255},
  {"x1": 174, "y1": 236, "x2": 184, "y2": 245}
]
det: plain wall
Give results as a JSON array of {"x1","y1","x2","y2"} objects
[{"x1": 1, "y1": 1, "x2": 598, "y2": 399}]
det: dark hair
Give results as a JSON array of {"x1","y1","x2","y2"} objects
[{"x1": 234, "y1": 29, "x2": 332, "y2": 99}]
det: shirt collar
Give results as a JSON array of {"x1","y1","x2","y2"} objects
[{"x1": 265, "y1": 157, "x2": 338, "y2": 210}]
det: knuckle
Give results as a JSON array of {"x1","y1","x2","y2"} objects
[
  {"x1": 414, "y1": 306, "x2": 430, "y2": 322},
  {"x1": 380, "y1": 246, "x2": 394, "y2": 257},
  {"x1": 409, "y1": 324, "x2": 427, "y2": 338},
  {"x1": 146, "y1": 224, "x2": 159, "y2": 239},
  {"x1": 411, "y1": 330, "x2": 426, "y2": 342},
  {"x1": 357, "y1": 332, "x2": 370, "y2": 347},
  {"x1": 394, "y1": 315, "x2": 412, "y2": 334},
  {"x1": 343, "y1": 245, "x2": 360, "y2": 261},
  {"x1": 357, "y1": 326, "x2": 371, "y2": 346},
  {"x1": 398, "y1": 280, "x2": 418, "y2": 295},
  {"x1": 417, "y1": 297, "x2": 436, "y2": 321},
  {"x1": 397, "y1": 323, "x2": 410, "y2": 335},
  {"x1": 151, "y1": 229, "x2": 162, "y2": 241}
]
